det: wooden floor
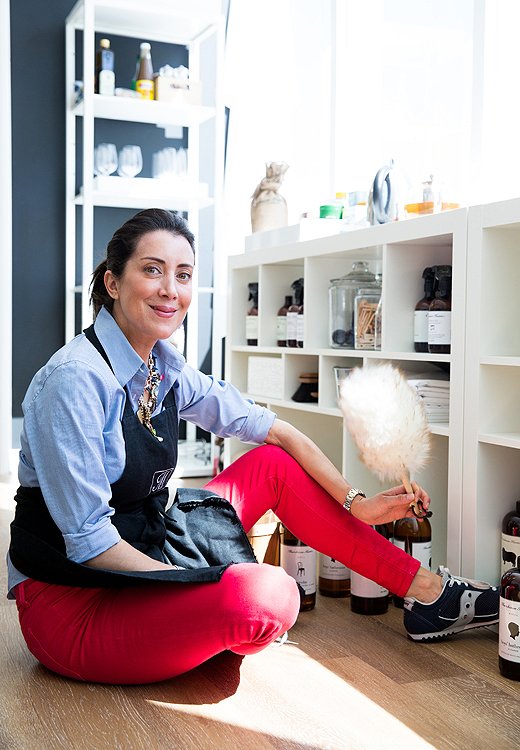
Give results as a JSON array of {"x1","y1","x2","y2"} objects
[{"x1": 1, "y1": 472, "x2": 520, "y2": 750}]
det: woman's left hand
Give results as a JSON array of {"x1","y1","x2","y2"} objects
[{"x1": 350, "y1": 481, "x2": 431, "y2": 525}]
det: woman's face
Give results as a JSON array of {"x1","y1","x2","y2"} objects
[{"x1": 104, "y1": 229, "x2": 194, "y2": 360}]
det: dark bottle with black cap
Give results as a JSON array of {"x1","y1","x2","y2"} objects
[
  {"x1": 280, "y1": 525, "x2": 317, "y2": 611},
  {"x1": 501, "y1": 500, "x2": 520, "y2": 577},
  {"x1": 414, "y1": 267, "x2": 436, "y2": 352},
  {"x1": 428, "y1": 265, "x2": 452, "y2": 354},
  {"x1": 246, "y1": 283, "x2": 258, "y2": 345},
  {"x1": 350, "y1": 524, "x2": 392, "y2": 615}
]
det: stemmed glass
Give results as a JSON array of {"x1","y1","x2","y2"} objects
[
  {"x1": 176, "y1": 147, "x2": 188, "y2": 178},
  {"x1": 94, "y1": 143, "x2": 118, "y2": 176},
  {"x1": 117, "y1": 145, "x2": 143, "y2": 178}
]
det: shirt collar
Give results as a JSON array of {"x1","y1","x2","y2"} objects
[{"x1": 93, "y1": 306, "x2": 185, "y2": 387}]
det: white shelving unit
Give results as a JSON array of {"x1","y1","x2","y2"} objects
[
  {"x1": 226, "y1": 210, "x2": 468, "y2": 575},
  {"x1": 464, "y1": 197, "x2": 520, "y2": 583},
  {"x1": 65, "y1": 0, "x2": 226, "y2": 477}
]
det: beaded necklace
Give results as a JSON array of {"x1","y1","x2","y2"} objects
[{"x1": 137, "y1": 353, "x2": 164, "y2": 441}]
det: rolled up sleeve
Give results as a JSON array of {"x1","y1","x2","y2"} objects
[{"x1": 177, "y1": 365, "x2": 276, "y2": 444}]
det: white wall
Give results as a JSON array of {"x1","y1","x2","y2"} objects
[
  {"x1": 334, "y1": 0, "x2": 475, "y2": 207},
  {"x1": 223, "y1": 0, "x2": 334, "y2": 255}
]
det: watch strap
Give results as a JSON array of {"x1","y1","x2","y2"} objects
[{"x1": 343, "y1": 487, "x2": 366, "y2": 512}]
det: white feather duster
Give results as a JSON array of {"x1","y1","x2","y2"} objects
[{"x1": 339, "y1": 364, "x2": 430, "y2": 498}]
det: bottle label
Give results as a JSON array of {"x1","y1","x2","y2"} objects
[
  {"x1": 286, "y1": 311, "x2": 298, "y2": 340},
  {"x1": 393, "y1": 539, "x2": 432, "y2": 570},
  {"x1": 499, "y1": 596, "x2": 520, "y2": 662},
  {"x1": 136, "y1": 79, "x2": 154, "y2": 99},
  {"x1": 245, "y1": 316, "x2": 258, "y2": 340},
  {"x1": 350, "y1": 570, "x2": 388, "y2": 598},
  {"x1": 280, "y1": 545, "x2": 316, "y2": 595},
  {"x1": 413, "y1": 310, "x2": 428, "y2": 343},
  {"x1": 296, "y1": 313, "x2": 304, "y2": 345},
  {"x1": 276, "y1": 315, "x2": 287, "y2": 342},
  {"x1": 319, "y1": 554, "x2": 350, "y2": 580},
  {"x1": 501, "y1": 533, "x2": 520, "y2": 575},
  {"x1": 98, "y1": 69, "x2": 115, "y2": 96},
  {"x1": 428, "y1": 311, "x2": 451, "y2": 345}
]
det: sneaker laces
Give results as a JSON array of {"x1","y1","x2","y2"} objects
[{"x1": 437, "y1": 565, "x2": 496, "y2": 591}]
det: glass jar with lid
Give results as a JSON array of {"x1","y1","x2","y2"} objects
[
  {"x1": 354, "y1": 287, "x2": 382, "y2": 349},
  {"x1": 329, "y1": 261, "x2": 378, "y2": 348}
]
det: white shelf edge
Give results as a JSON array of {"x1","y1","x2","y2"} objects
[
  {"x1": 75, "y1": 192, "x2": 214, "y2": 211},
  {"x1": 229, "y1": 210, "x2": 466, "y2": 269},
  {"x1": 67, "y1": 0, "x2": 222, "y2": 46},
  {"x1": 478, "y1": 432, "x2": 520, "y2": 449},
  {"x1": 429, "y1": 423, "x2": 450, "y2": 437},
  {"x1": 230, "y1": 345, "x2": 450, "y2": 363},
  {"x1": 71, "y1": 95, "x2": 215, "y2": 127},
  {"x1": 480, "y1": 356, "x2": 520, "y2": 367}
]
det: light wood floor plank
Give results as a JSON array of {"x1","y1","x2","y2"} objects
[{"x1": 2, "y1": 479, "x2": 520, "y2": 750}]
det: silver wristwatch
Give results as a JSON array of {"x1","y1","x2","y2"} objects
[{"x1": 343, "y1": 487, "x2": 366, "y2": 512}]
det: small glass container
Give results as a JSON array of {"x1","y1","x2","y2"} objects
[
  {"x1": 354, "y1": 287, "x2": 381, "y2": 350},
  {"x1": 329, "y1": 261, "x2": 377, "y2": 348}
]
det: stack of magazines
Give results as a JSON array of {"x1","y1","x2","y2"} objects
[{"x1": 407, "y1": 374, "x2": 450, "y2": 423}]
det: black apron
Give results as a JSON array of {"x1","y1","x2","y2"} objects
[{"x1": 9, "y1": 326, "x2": 256, "y2": 588}]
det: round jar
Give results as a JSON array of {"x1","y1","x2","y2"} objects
[{"x1": 329, "y1": 262, "x2": 377, "y2": 348}]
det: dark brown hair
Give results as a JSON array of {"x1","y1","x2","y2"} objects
[{"x1": 90, "y1": 209, "x2": 195, "y2": 318}]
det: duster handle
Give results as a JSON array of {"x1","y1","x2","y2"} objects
[{"x1": 400, "y1": 472, "x2": 413, "y2": 494}]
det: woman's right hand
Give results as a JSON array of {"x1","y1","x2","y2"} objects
[{"x1": 350, "y1": 481, "x2": 431, "y2": 525}]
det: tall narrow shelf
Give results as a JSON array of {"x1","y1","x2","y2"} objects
[
  {"x1": 65, "y1": 0, "x2": 225, "y2": 476},
  {"x1": 226, "y1": 210, "x2": 467, "y2": 574},
  {"x1": 464, "y1": 197, "x2": 520, "y2": 581}
]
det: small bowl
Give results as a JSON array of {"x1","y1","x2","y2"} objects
[{"x1": 334, "y1": 366, "x2": 352, "y2": 400}]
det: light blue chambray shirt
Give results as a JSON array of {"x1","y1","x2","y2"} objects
[{"x1": 7, "y1": 306, "x2": 276, "y2": 596}]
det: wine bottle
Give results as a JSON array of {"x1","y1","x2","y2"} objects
[
  {"x1": 276, "y1": 295, "x2": 292, "y2": 347},
  {"x1": 392, "y1": 515, "x2": 432, "y2": 608},
  {"x1": 280, "y1": 524, "x2": 316, "y2": 611},
  {"x1": 350, "y1": 524, "x2": 391, "y2": 615},
  {"x1": 501, "y1": 500, "x2": 520, "y2": 576},
  {"x1": 499, "y1": 567, "x2": 520, "y2": 680},
  {"x1": 414, "y1": 267, "x2": 435, "y2": 352},
  {"x1": 428, "y1": 265, "x2": 452, "y2": 354},
  {"x1": 318, "y1": 554, "x2": 350, "y2": 597},
  {"x1": 246, "y1": 282, "x2": 258, "y2": 346}
]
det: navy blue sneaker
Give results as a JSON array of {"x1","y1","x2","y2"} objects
[{"x1": 403, "y1": 566, "x2": 499, "y2": 641}]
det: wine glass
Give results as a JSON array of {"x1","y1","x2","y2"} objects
[
  {"x1": 117, "y1": 145, "x2": 143, "y2": 177},
  {"x1": 94, "y1": 143, "x2": 118, "y2": 176},
  {"x1": 176, "y1": 147, "x2": 187, "y2": 178}
]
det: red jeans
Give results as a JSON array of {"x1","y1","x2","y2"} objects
[{"x1": 14, "y1": 445, "x2": 419, "y2": 684}]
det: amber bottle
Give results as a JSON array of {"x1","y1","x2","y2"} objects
[
  {"x1": 276, "y1": 295, "x2": 292, "y2": 347},
  {"x1": 428, "y1": 266, "x2": 452, "y2": 354},
  {"x1": 414, "y1": 267, "x2": 436, "y2": 352}
]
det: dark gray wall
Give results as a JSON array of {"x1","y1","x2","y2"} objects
[
  {"x1": 11, "y1": 0, "x2": 76, "y2": 417},
  {"x1": 10, "y1": 1, "x2": 213, "y2": 419}
]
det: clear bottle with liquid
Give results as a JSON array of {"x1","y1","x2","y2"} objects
[
  {"x1": 95, "y1": 38, "x2": 115, "y2": 96},
  {"x1": 280, "y1": 525, "x2": 317, "y2": 611},
  {"x1": 135, "y1": 42, "x2": 154, "y2": 99}
]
